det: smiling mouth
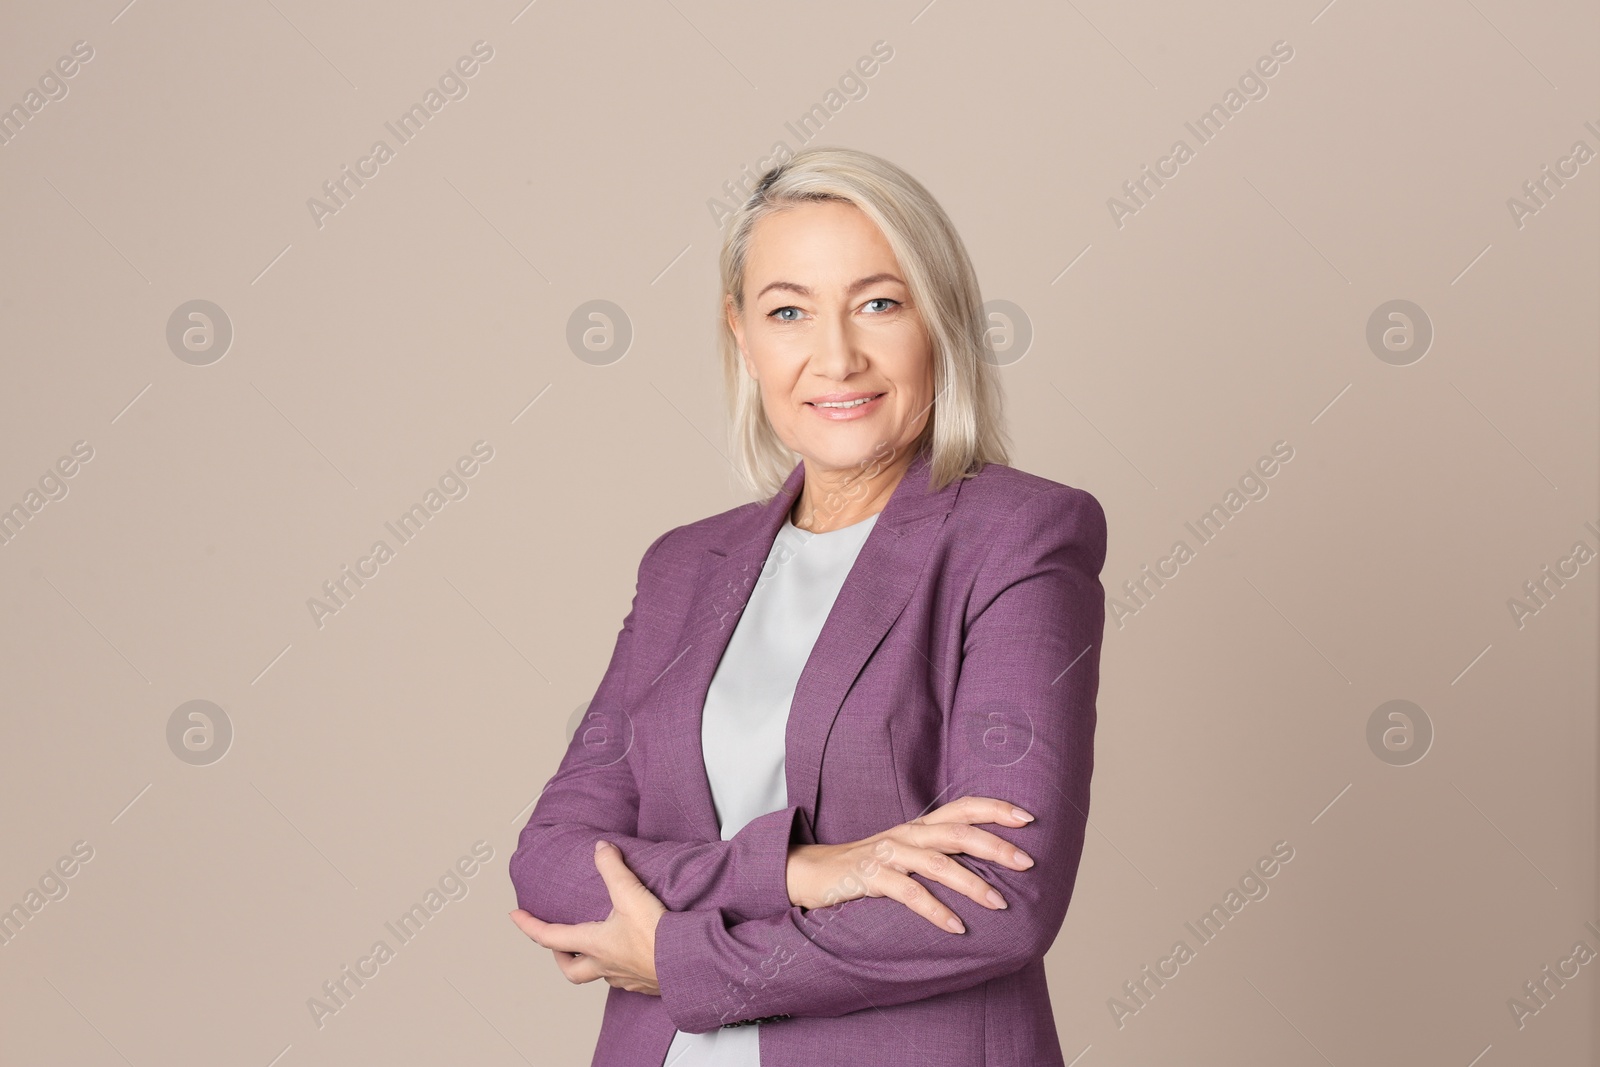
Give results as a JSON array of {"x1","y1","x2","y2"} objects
[{"x1": 807, "y1": 393, "x2": 886, "y2": 409}]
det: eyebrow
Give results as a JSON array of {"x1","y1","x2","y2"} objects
[{"x1": 754, "y1": 272, "x2": 906, "y2": 302}]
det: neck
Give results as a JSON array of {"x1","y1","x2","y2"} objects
[{"x1": 790, "y1": 448, "x2": 917, "y2": 534}]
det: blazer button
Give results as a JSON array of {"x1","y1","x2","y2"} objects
[{"x1": 720, "y1": 1013, "x2": 790, "y2": 1028}]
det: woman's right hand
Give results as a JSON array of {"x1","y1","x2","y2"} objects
[{"x1": 783, "y1": 796, "x2": 1036, "y2": 933}]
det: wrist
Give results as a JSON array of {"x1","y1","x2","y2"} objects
[
  {"x1": 785, "y1": 842, "x2": 816, "y2": 909},
  {"x1": 645, "y1": 907, "x2": 662, "y2": 982}
]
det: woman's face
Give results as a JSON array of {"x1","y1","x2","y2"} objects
[{"x1": 726, "y1": 200, "x2": 934, "y2": 476}]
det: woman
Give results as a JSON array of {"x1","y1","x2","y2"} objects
[{"x1": 508, "y1": 147, "x2": 1107, "y2": 1066}]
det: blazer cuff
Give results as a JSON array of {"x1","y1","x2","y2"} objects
[
  {"x1": 654, "y1": 805, "x2": 807, "y2": 1032},
  {"x1": 656, "y1": 907, "x2": 747, "y2": 1033},
  {"x1": 720, "y1": 804, "x2": 807, "y2": 921}
]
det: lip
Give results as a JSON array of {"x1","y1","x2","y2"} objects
[
  {"x1": 804, "y1": 391, "x2": 886, "y2": 421},
  {"x1": 807, "y1": 390, "x2": 883, "y2": 404}
]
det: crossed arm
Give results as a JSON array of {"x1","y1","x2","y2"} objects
[
  {"x1": 509, "y1": 528, "x2": 807, "y2": 928},
  {"x1": 654, "y1": 486, "x2": 1107, "y2": 1031},
  {"x1": 511, "y1": 486, "x2": 1107, "y2": 1032}
]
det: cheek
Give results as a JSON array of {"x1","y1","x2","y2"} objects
[
  {"x1": 899, "y1": 357, "x2": 934, "y2": 402},
  {"x1": 758, "y1": 379, "x2": 798, "y2": 430},
  {"x1": 753, "y1": 360, "x2": 798, "y2": 403},
  {"x1": 887, "y1": 337, "x2": 933, "y2": 393},
  {"x1": 761, "y1": 374, "x2": 789, "y2": 407}
]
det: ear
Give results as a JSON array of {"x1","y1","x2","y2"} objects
[{"x1": 725, "y1": 294, "x2": 757, "y2": 380}]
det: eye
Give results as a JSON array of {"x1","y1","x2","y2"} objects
[
  {"x1": 768, "y1": 306, "x2": 803, "y2": 322},
  {"x1": 863, "y1": 298, "x2": 900, "y2": 313}
]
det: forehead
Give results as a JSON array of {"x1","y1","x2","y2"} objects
[{"x1": 744, "y1": 200, "x2": 900, "y2": 279}]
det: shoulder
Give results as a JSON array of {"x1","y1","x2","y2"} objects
[
  {"x1": 633, "y1": 462, "x2": 1108, "y2": 579},
  {"x1": 933, "y1": 464, "x2": 1109, "y2": 629},
  {"x1": 631, "y1": 497, "x2": 765, "y2": 576},
  {"x1": 952, "y1": 462, "x2": 1106, "y2": 559}
]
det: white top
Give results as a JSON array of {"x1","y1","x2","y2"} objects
[{"x1": 661, "y1": 510, "x2": 879, "y2": 1067}]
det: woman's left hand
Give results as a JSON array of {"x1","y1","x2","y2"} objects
[{"x1": 508, "y1": 840, "x2": 666, "y2": 996}]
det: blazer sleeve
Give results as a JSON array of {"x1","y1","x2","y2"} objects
[
  {"x1": 653, "y1": 485, "x2": 1107, "y2": 1031},
  {"x1": 509, "y1": 527, "x2": 809, "y2": 927}
]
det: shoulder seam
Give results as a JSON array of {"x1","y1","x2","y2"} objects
[{"x1": 966, "y1": 484, "x2": 1077, "y2": 585}]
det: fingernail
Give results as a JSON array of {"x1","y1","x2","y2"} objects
[
  {"x1": 1011, "y1": 808, "x2": 1033, "y2": 822},
  {"x1": 595, "y1": 840, "x2": 609, "y2": 853},
  {"x1": 945, "y1": 916, "x2": 965, "y2": 933},
  {"x1": 1014, "y1": 850, "x2": 1033, "y2": 869},
  {"x1": 986, "y1": 890, "x2": 1007, "y2": 909}
]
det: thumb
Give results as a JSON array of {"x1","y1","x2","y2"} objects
[{"x1": 593, "y1": 840, "x2": 664, "y2": 912}]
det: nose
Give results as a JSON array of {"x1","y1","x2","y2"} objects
[{"x1": 811, "y1": 308, "x2": 870, "y2": 380}]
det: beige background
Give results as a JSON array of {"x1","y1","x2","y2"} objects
[{"x1": 1, "y1": 1, "x2": 1596, "y2": 1064}]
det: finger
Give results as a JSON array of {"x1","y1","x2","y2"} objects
[
  {"x1": 508, "y1": 909, "x2": 545, "y2": 939},
  {"x1": 861, "y1": 839, "x2": 1009, "y2": 911},
  {"x1": 554, "y1": 948, "x2": 604, "y2": 985},
  {"x1": 509, "y1": 908, "x2": 601, "y2": 955},
  {"x1": 605, "y1": 974, "x2": 655, "y2": 995},
  {"x1": 873, "y1": 868, "x2": 967, "y2": 934},
  {"x1": 593, "y1": 840, "x2": 666, "y2": 912},
  {"x1": 904, "y1": 847, "x2": 1011, "y2": 910},
  {"x1": 920, "y1": 795, "x2": 1034, "y2": 828},
  {"x1": 884, "y1": 818, "x2": 1034, "y2": 876},
  {"x1": 930, "y1": 822, "x2": 1034, "y2": 871}
]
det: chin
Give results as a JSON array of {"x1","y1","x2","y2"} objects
[{"x1": 799, "y1": 436, "x2": 894, "y2": 472}]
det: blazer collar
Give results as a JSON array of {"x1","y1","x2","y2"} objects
[
  {"x1": 715, "y1": 444, "x2": 954, "y2": 558},
  {"x1": 653, "y1": 445, "x2": 965, "y2": 842}
]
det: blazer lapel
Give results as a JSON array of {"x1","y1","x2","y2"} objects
[{"x1": 652, "y1": 448, "x2": 964, "y2": 844}]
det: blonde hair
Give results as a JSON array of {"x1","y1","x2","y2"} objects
[{"x1": 718, "y1": 146, "x2": 1011, "y2": 498}]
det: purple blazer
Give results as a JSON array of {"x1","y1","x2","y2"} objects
[{"x1": 510, "y1": 447, "x2": 1107, "y2": 1066}]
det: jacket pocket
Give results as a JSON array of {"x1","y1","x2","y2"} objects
[{"x1": 885, "y1": 717, "x2": 912, "y2": 824}]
